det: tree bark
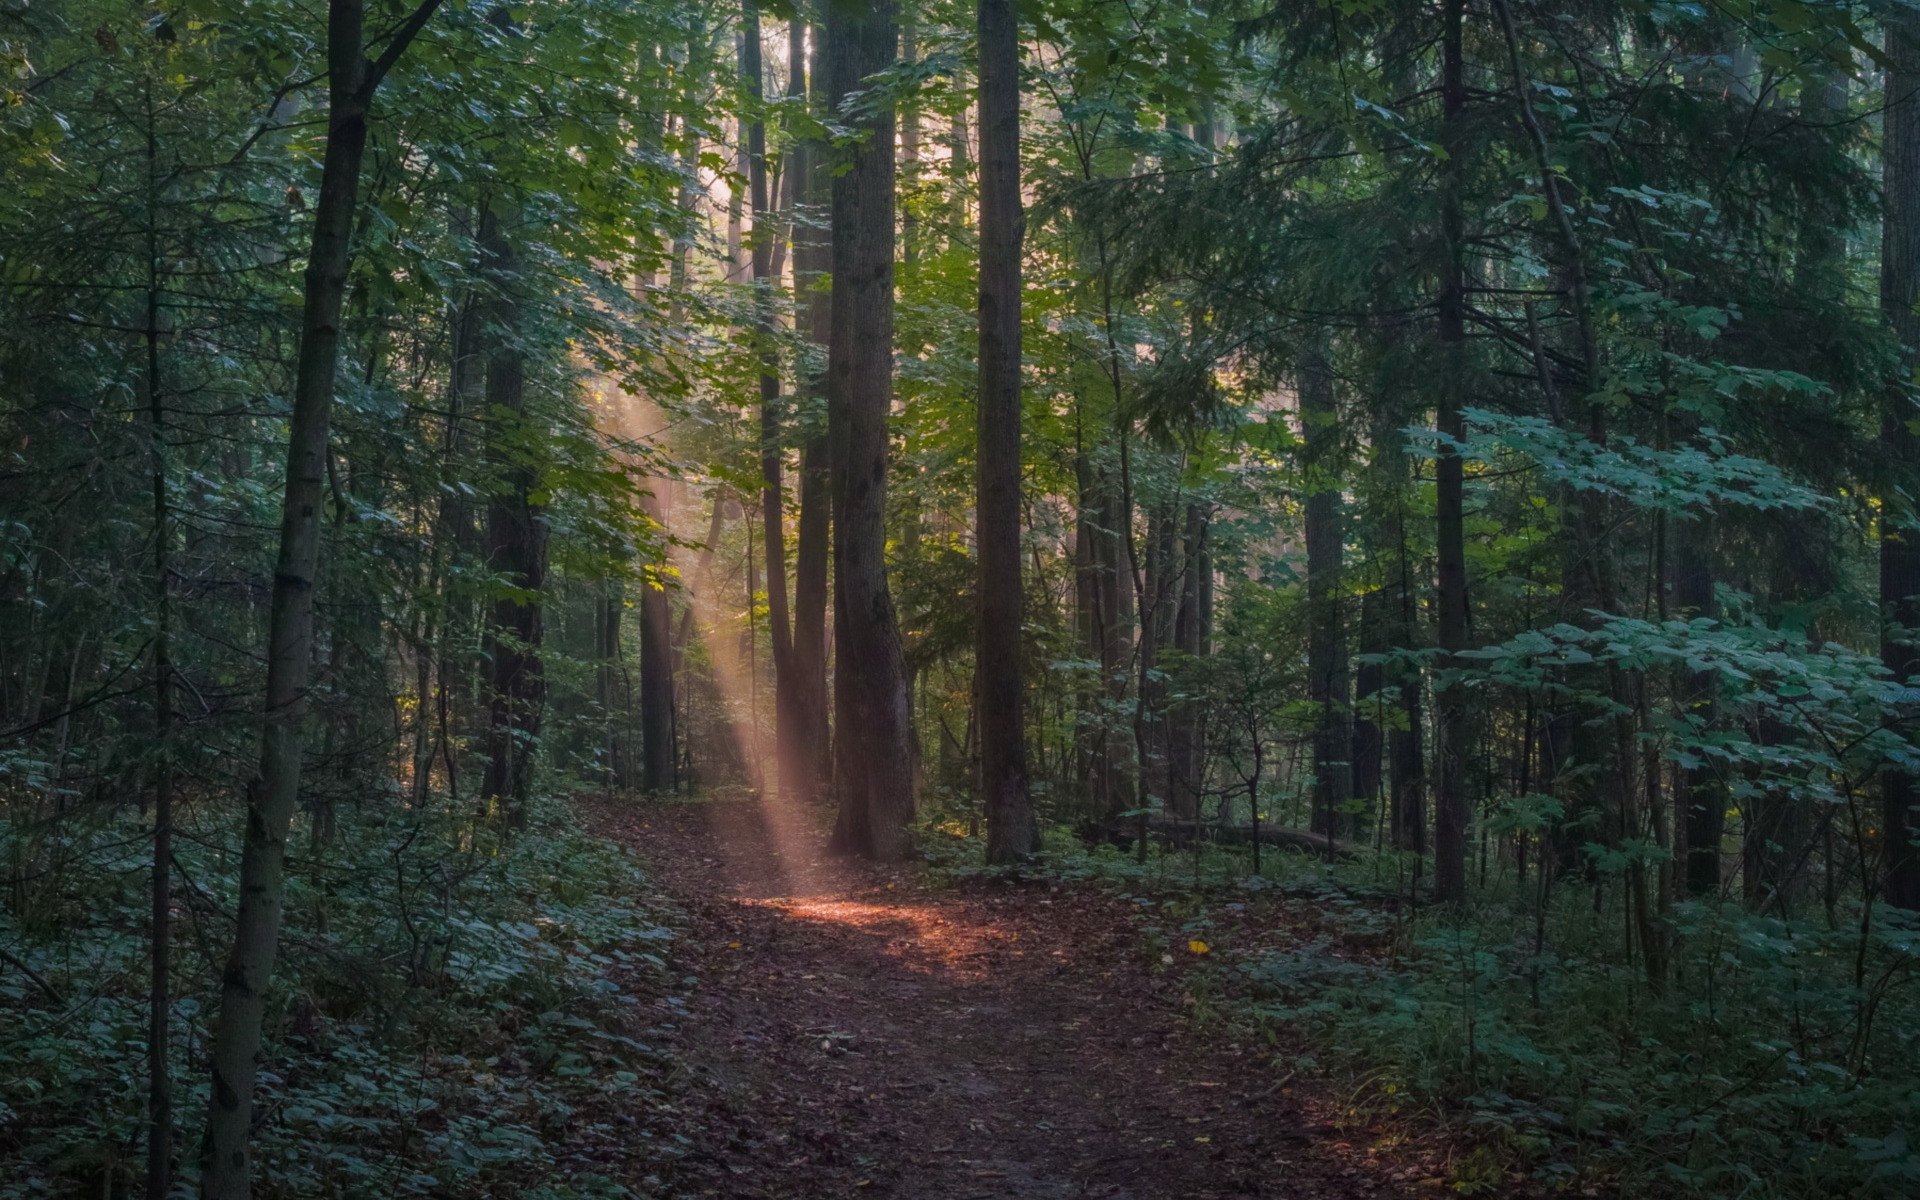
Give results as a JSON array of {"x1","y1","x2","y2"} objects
[
  {"x1": 1137, "y1": 501, "x2": 1178, "y2": 818},
  {"x1": 1431, "y1": 0, "x2": 1470, "y2": 903},
  {"x1": 1073, "y1": 438, "x2": 1136, "y2": 824},
  {"x1": 1166, "y1": 503, "x2": 1208, "y2": 824},
  {"x1": 1389, "y1": 566, "x2": 1427, "y2": 854},
  {"x1": 977, "y1": 0, "x2": 1033, "y2": 861},
  {"x1": 1671, "y1": 515, "x2": 1723, "y2": 896},
  {"x1": 825, "y1": 0, "x2": 916, "y2": 859},
  {"x1": 744, "y1": 1, "x2": 802, "y2": 801},
  {"x1": 1302, "y1": 341, "x2": 1350, "y2": 845},
  {"x1": 1072, "y1": 446, "x2": 1099, "y2": 815},
  {"x1": 1498, "y1": 0, "x2": 1626, "y2": 892},
  {"x1": 899, "y1": 14, "x2": 922, "y2": 265},
  {"x1": 640, "y1": 489, "x2": 676, "y2": 794},
  {"x1": 1370, "y1": 409, "x2": 1426, "y2": 854},
  {"x1": 142, "y1": 111, "x2": 174, "y2": 1193},
  {"x1": 790, "y1": 10, "x2": 834, "y2": 806},
  {"x1": 1884, "y1": 8, "x2": 1920, "y2": 911},
  {"x1": 1351, "y1": 586, "x2": 1384, "y2": 822},
  {"x1": 598, "y1": 578, "x2": 629, "y2": 788},
  {"x1": 418, "y1": 247, "x2": 484, "y2": 810},
  {"x1": 202, "y1": 3, "x2": 440, "y2": 1195},
  {"x1": 477, "y1": 202, "x2": 547, "y2": 829},
  {"x1": 1100, "y1": 455, "x2": 1136, "y2": 822}
]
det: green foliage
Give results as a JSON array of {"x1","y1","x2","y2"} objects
[
  {"x1": 1425, "y1": 409, "x2": 1832, "y2": 516},
  {"x1": 1237, "y1": 893, "x2": 1920, "y2": 1198},
  {"x1": 0, "y1": 795, "x2": 677, "y2": 1198}
]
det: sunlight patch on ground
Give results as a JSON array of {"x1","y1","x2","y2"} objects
[{"x1": 738, "y1": 896, "x2": 1018, "y2": 979}]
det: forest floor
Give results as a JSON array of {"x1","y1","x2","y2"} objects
[{"x1": 586, "y1": 794, "x2": 1461, "y2": 1200}]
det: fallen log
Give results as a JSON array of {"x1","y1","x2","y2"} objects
[{"x1": 1145, "y1": 817, "x2": 1355, "y2": 860}]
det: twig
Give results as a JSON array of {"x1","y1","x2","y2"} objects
[{"x1": 0, "y1": 943, "x2": 65, "y2": 1006}]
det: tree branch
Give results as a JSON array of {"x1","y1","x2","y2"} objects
[{"x1": 364, "y1": 0, "x2": 447, "y2": 97}]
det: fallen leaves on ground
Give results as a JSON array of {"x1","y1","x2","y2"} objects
[{"x1": 579, "y1": 796, "x2": 1473, "y2": 1199}]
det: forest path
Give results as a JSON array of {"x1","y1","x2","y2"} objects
[{"x1": 589, "y1": 796, "x2": 1416, "y2": 1200}]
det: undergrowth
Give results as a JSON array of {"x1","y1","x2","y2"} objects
[
  {"x1": 928, "y1": 824, "x2": 1920, "y2": 1199},
  {"x1": 0, "y1": 790, "x2": 680, "y2": 1198}
]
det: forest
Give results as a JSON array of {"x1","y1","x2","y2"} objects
[{"x1": 4, "y1": 0, "x2": 1920, "y2": 1196}]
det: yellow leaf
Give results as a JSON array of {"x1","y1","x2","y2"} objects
[{"x1": 1188, "y1": 940, "x2": 1210, "y2": 955}]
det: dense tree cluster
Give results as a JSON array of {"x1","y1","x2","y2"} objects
[{"x1": 5, "y1": 0, "x2": 1920, "y2": 1195}]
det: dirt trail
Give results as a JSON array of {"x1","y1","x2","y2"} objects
[{"x1": 592, "y1": 797, "x2": 1417, "y2": 1199}]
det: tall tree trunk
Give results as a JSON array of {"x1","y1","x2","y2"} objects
[
  {"x1": 1800, "y1": 65, "x2": 1851, "y2": 310},
  {"x1": 1884, "y1": 8, "x2": 1920, "y2": 911},
  {"x1": 1072, "y1": 445, "x2": 1100, "y2": 816},
  {"x1": 1137, "y1": 501, "x2": 1178, "y2": 817},
  {"x1": 977, "y1": 0, "x2": 1032, "y2": 861},
  {"x1": 825, "y1": 0, "x2": 916, "y2": 858},
  {"x1": 1431, "y1": 0, "x2": 1471, "y2": 902},
  {"x1": 1370, "y1": 408, "x2": 1426, "y2": 854},
  {"x1": 202, "y1": 3, "x2": 440, "y2": 1195},
  {"x1": 1098, "y1": 454, "x2": 1136, "y2": 823},
  {"x1": 640, "y1": 489, "x2": 676, "y2": 793},
  {"x1": 899, "y1": 14, "x2": 921, "y2": 265},
  {"x1": 420, "y1": 255, "x2": 485, "y2": 810},
  {"x1": 744, "y1": 1, "x2": 801, "y2": 800},
  {"x1": 477, "y1": 203, "x2": 547, "y2": 829},
  {"x1": 1389, "y1": 569, "x2": 1427, "y2": 853},
  {"x1": 1302, "y1": 342, "x2": 1350, "y2": 844},
  {"x1": 1671, "y1": 514, "x2": 1723, "y2": 896},
  {"x1": 598, "y1": 578, "x2": 629, "y2": 788},
  {"x1": 142, "y1": 107, "x2": 174, "y2": 1193},
  {"x1": 727, "y1": 98, "x2": 747, "y2": 279},
  {"x1": 1351, "y1": 586, "x2": 1384, "y2": 823},
  {"x1": 1167, "y1": 503, "x2": 1208, "y2": 824},
  {"x1": 669, "y1": 490, "x2": 733, "y2": 784},
  {"x1": 1498, "y1": 0, "x2": 1623, "y2": 891},
  {"x1": 790, "y1": 10, "x2": 833, "y2": 806}
]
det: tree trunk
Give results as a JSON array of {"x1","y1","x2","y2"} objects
[
  {"x1": 1799, "y1": 66, "x2": 1850, "y2": 309},
  {"x1": 1431, "y1": 0, "x2": 1470, "y2": 903},
  {"x1": 1352, "y1": 586, "x2": 1384, "y2": 823},
  {"x1": 1390, "y1": 558, "x2": 1426, "y2": 853},
  {"x1": 744, "y1": 1, "x2": 802, "y2": 801},
  {"x1": 420, "y1": 257, "x2": 484, "y2": 810},
  {"x1": 1671, "y1": 515, "x2": 1723, "y2": 896},
  {"x1": 1137, "y1": 501, "x2": 1178, "y2": 817},
  {"x1": 727, "y1": 94, "x2": 747, "y2": 279},
  {"x1": 1883, "y1": 8, "x2": 1920, "y2": 911},
  {"x1": 142, "y1": 142, "x2": 174, "y2": 1197},
  {"x1": 477, "y1": 202, "x2": 547, "y2": 830},
  {"x1": 598, "y1": 579, "x2": 629, "y2": 788},
  {"x1": 1073, "y1": 446, "x2": 1099, "y2": 815},
  {"x1": 790, "y1": 11, "x2": 833, "y2": 806},
  {"x1": 899, "y1": 14, "x2": 921, "y2": 265},
  {"x1": 1100, "y1": 455, "x2": 1136, "y2": 822},
  {"x1": 1166, "y1": 503, "x2": 1208, "y2": 824},
  {"x1": 977, "y1": 0, "x2": 1033, "y2": 862},
  {"x1": 640, "y1": 489, "x2": 675, "y2": 794},
  {"x1": 1302, "y1": 341, "x2": 1350, "y2": 844},
  {"x1": 1500, "y1": 0, "x2": 1623, "y2": 891},
  {"x1": 1072, "y1": 424, "x2": 1136, "y2": 826},
  {"x1": 825, "y1": 0, "x2": 916, "y2": 859},
  {"x1": 202, "y1": 3, "x2": 440, "y2": 1195}
]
